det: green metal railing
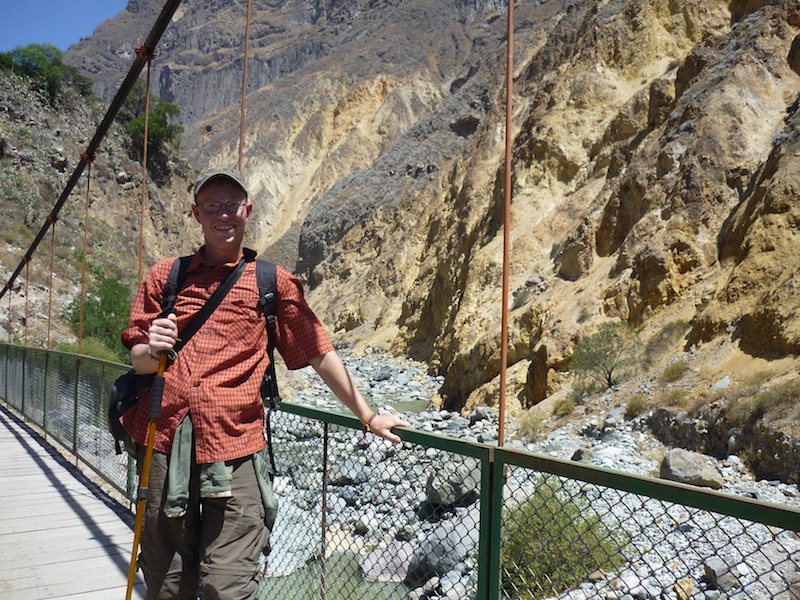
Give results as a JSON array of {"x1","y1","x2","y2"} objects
[{"x1": 1, "y1": 342, "x2": 799, "y2": 599}]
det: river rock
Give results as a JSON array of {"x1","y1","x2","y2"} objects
[{"x1": 660, "y1": 448, "x2": 725, "y2": 489}]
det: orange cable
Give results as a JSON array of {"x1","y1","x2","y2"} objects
[
  {"x1": 137, "y1": 46, "x2": 157, "y2": 287},
  {"x1": 24, "y1": 258, "x2": 29, "y2": 347},
  {"x1": 498, "y1": 0, "x2": 515, "y2": 447},
  {"x1": 238, "y1": 0, "x2": 253, "y2": 173},
  {"x1": 47, "y1": 214, "x2": 57, "y2": 349},
  {"x1": 78, "y1": 155, "x2": 95, "y2": 354}
]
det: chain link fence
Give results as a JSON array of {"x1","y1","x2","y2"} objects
[{"x1": 1, "y1": 343, "x2": 799, "y2": 599}]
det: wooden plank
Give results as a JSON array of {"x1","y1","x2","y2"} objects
[{"x1": 0, "y1": 405, "x2": 145, "y2": 599}]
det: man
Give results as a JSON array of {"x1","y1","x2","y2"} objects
[{"x1": 121, "y1": 168, "x2": 409, "y2": 600}]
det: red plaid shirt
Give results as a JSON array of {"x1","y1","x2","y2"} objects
[{"x1": 121, "y1": 248, "x2": 333, "y2": 463}]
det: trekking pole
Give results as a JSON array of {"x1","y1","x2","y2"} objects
[{"x1": 125, "y1": 352, "x2": 168, "y2": 600}]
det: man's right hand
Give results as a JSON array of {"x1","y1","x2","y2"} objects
[{"x1": 148, "y1": 312, "x2": 178, "y2": 356}]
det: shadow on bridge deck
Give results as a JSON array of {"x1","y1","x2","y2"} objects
[{"x1": 0, "y1": 404, "x2": 145, "y2": 599}]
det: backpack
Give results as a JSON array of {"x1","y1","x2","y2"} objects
[{"x1": 108, "y1": 253, "x2": 281, "y2": 463}]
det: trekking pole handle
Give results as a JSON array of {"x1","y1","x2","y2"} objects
[{"x1": 148, "y1": 352, "x2": 169, "y2": 420}]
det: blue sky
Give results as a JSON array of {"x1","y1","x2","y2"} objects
[{"x1": 0, "y1": 1, "x2": 129, "y2": 52}]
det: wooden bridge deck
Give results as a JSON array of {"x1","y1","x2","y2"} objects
[{"x1": 0, "y1": 404, "x2": 145, "y2": 599}]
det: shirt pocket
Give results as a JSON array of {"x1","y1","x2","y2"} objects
[{"x1": 198, "y1": 298, "x2": 264, "y2": 354}]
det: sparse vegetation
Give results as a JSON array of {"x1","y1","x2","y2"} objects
[
  {"x1": 570, "y1": 321, "x2": 636, "y2": 390},
  {"x1": 625, "y1": 393, "x2": 650, "y2": 418},
  {"x1": 552, "y1": 397, "x2": 576, "y2": 418},
  {"x1": 643, "y1": 320, "x2": 691, "y2": 367},
  {"x1": 517, "y1": 409, "x2": 545, "y2": 442},
  {"x1": 726, "y1": 378, "x2": 800, "y2": 425},
  {"x1": 663, "y1": 389, "x2": 690, "y2": 408},
  {"x1": 501, "y1": 476, "x2": 628, "y2": 599},
  {"x1": 65, "y1": 263, "x2": 134, "y2": 362},
  {"x1": 661, "y1": 360, "x2": 690, "y2": 383}
]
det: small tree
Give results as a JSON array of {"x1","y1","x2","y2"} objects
[
  {"x1": 570, "y1": 321, "x2": 636, "y2": 389},
  {"x1": 120, "y1": 80, "x2": 183, "y2": 176}
]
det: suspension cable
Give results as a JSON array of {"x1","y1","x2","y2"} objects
[
  {"x1": 238, "y1": 0, "x2": 253, "y2": 172},
  {"x1": 137, "y1": 46, "x2": 158, "y2": 287},
  {"x1": 498, "y1": 0, "x2": 515, "y2": 447}
]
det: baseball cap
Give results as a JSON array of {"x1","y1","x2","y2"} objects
[{"x1": 193, "y1": 168, "x2": 249, "y2": 199}]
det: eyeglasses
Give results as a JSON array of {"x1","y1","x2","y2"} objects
[{"x1": 195, "y1": 200, "x2": 245, "y2": 214}]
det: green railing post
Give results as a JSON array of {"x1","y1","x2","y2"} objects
[
  {"x1": 21, "y1": 346, "x2": 27, "y2": 418},
  {"x1": 72, "y1": 355, "x2": 81, "y2": 462},
  {"x1": 42, "y1": 351, "x2": 49, "y2": 433},
  {"x1": 477, "y1": 447, "x2": 503, "y2": 599},
  {"x1": 1, "y1": 343, "x2": 6, "y2": 403}
]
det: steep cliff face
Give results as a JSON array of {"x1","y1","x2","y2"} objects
[
  {"x1": 300, "y1": 0, "x2": 800, "y2": 413},
  {"x1": 63, "y1": 0, "x2": 800, "y2": 416}
]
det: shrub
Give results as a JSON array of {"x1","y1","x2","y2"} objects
[
  {"x1": 517, "y1": 409, "x2": 545, "y2": 442},
  {"x1": 119, "y1": 80, "x2": 183, "y2": 176},
  {"x1": 56, "y1": 337, "x2": 122, "y2": 363},
  {"x1": 663, "y1": 389, "x2": 690, "y2": 408},
  {"x1": 661, "y1": 360, "x2": 690, "y2": 382},
  {"x1": 552, "y1": 397, "x2": 576, "y2": 418},
  {"x1": 570, "y1": 321, "x2": 636, "y2": 389},
  {"x1": 502, "y1": 476, "x2": 628, "y2": 599},
  {"x1": 727, "y1": 378, "x2": 800, "y2": 424},
  {"x1": 625, "y1": 393, "x2": 650, "y2": 418}
]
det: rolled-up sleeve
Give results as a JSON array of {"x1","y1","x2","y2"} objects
[
  {"x1": 121, "y1": 258, "x2": 174, "y2": 350},
  {"x1": 274, "y1": 267, "x2": 334, "y2": 369}
]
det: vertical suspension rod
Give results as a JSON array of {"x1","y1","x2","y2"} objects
[
  {"x1": 137, "y1": 48, "x2": 157, "y2": 287},
  {"x1": 238, "y1": 0, "x2": 253, "y2": 172},
  {"x1": 78, "y1": 157, "x2": 94, "y2": 354},
  {"x1": 498, "y1": 0, "x2": 515, "y2": 447}
]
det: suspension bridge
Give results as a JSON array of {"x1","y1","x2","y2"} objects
[{"x1": 3, "y1": 2, "x2": 800, "y2": 599}]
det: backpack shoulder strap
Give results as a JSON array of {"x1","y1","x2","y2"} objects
[
  {"x1": 256, "y1": 258, "x2": 281, "y2": 475},
  {"x1": 256, "y1": 259, "x2": 278, "y2": 327},
  {"x1": 256, "y1": 259, "x2": 280, "y2": 409},
  {"x1": 160, "y1": 256, "x2": 191, "y2": 317}
]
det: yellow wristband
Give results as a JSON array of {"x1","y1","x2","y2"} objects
[{"x1": 364, "y1": 411, "x2": 377, "y2": 433}]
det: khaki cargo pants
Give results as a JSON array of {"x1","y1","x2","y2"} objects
[{"x1": 136, "y1": 448, "x2": 272, "y2": 600}]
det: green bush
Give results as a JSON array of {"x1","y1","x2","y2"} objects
[
  {"x1": 570, "y1": 321, "x2": 636, "y2": 389},
  {"x1": 66, "y1": 266, "x2": 134, "y2": 362},
  {"x1": 502, "y1": 476, "x2": 628, "y2": 599},
  {"x1": 661, "y1": 360, "x2": 690, "y2": 382},
  {"x1": 120, "y1": 80, "x2": 183, "y2": 174},
  {"x1": 625, "y1": 393, "x2": 650, "y2": 418}
]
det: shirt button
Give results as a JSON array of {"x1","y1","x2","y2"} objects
[{"x1": 192, "y1": 387, "x2": 197, "y2": 392}]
